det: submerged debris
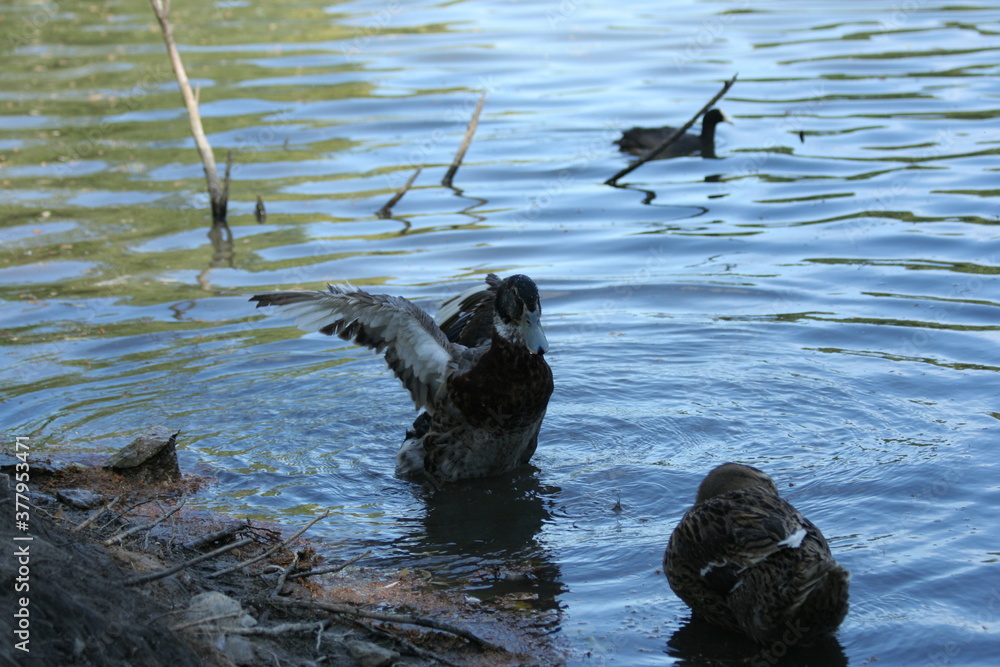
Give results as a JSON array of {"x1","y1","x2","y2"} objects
[{"x1": 1, "y1": 438, "x2": 563, "y2": 666}]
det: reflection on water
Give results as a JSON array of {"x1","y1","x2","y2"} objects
[
  {"x1": 392, "y1": 467, "x2": 565, "y2": 614},
  {"x1": 666, "y1": 614, "x2": 847, "y2": 667},
  {"x1": 207, "y1": 223, "x2": 235, "y2": 270}
]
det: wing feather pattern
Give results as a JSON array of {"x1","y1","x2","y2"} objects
[
  {"x1": 676, "y1": 492, "x2": 813, "y2": 578},
  {"x1": 666, "y1": 486, "x2": 848, "y2": 642},
  {"x1": 436, "y1": 273, "x2": 501, "y2": 347},
  {"x1": 251, "y1": 285, "x2": 456, "y2": 411}
]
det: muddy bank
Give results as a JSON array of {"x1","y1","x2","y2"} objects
[{"x1": 0, "y1": 441, "x2": 565, "y2": 666}]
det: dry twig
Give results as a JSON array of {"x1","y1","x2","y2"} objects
[
  {"x1": 225, "y1": 620, "x2": 330, "y2": 637},
  {"x1": 376, "y1": 167, "x2": 421, "y2": 219},
  {"x1": 72, "y1": 494, "x2": 121, "y2": 533},
  {"x1": 358, "y1": 617, "x2": 463, "y2": 667},
  {"x1": 124, "y1": 537, "x2": 254, "y2": 587},
  {"x1": 442, "y1": 94, "x2": 486, "y2": 188},
  {"x1": 270, "y1": 550, "x2": 300, "y2": 597},
  {"x1": 103, "y1": 497, "x2": 186, "y2": 546},
  {"x1": 182, "y1": 522, "x2": 246, "y2": 550},
  {"x1": 289, "y1": 549, "x2": 372, "y2": 580},
  {"x1": 221, "y1": 150, "x2": 233, "y2": 222},
  {"x1": 255, "y1": 195, "x2": 266, "y2": 223},
  {"x1": 606, "y1": 73, "x2": 738, "y2": 185},
  {"x1": 272, "y1": 597, "x2": 505, "y2": 653},
  {"x1": 170, "y1": 611, "x2": 244, "y2": 633},
  {"x1": 206, "y1": 511, "x2": 330, "y2": 579},
  {"x1": 149, "y1": 0, "x2": 229, "y2": 223}
]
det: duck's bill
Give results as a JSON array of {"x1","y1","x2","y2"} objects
[{"x1": 522, "y1": 309, "x2": 549, "y2": 355}]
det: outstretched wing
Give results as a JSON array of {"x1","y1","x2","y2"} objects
[
  {"x1": 251, "y1": 285, "x2": 457, "y2": 411},
  {"x1": 436, "y1": 273, "x2": 501, "y2": 347}
]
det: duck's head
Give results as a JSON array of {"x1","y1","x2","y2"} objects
[
  {"x1": 703, "y1": 108, "x2": 733, "y2": 128},
  {"x1": 494, "y1": 274, "x2": 549, "y2": 355},
  {"x1": 695, "y1": 462, "x2": 778, "y2": 503}
]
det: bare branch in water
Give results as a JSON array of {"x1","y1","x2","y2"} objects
[
  {"x1": 442, "y1": 94, "x2": 486, "y2": 188},
  {"x1": 255, "y1": 196, "x2": 267, "y2": 223},
  {"x1": 376, "y1": 167, "x2": 422, "y2": 219},
  {"x1": 149, "y1": 0, "x2": 229, "y2": 224}
]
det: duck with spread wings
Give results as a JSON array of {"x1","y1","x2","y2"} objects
[{"x1": 250, "y1": 273, "x2": 553, "y2": 486}]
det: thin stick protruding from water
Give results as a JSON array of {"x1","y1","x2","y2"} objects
[
  {"x1": 606, "y1": 73, "x2": 738, "y2": 186},
  {"x1": 149, "y1": 0, "x2": 229, "y2": 224},
  {"x1": 376, "y1": 167, "x2": 422, "y2": 219},
  {"x1": 442, "y1": 94, "x2": 486, "y2": 188}
]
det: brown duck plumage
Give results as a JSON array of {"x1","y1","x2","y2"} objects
[{"x1": 664, "y1": 463, "x2": 850, "y2": 644}]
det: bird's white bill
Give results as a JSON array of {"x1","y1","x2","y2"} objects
[{"x1": 522, "y1": 309, "x2": 549, "y2": 354}]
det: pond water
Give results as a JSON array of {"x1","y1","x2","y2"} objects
[{"x1": 2, "y1": 0, "x2": 999, "y2": 664}]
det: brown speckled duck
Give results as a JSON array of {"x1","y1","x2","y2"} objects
[
  {"x1": 664, "y1": 463, "x2": 850, "y2": 644},
  {"x1": 250, "y1": 274, "x2": 553, "y2": 487}
]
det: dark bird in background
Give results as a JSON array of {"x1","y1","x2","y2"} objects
[
  {"x1": 615, "y1": 108, "x2": 733, "y2": 159},
  {"x1": 664, "y1": 463, "x2": 850, "y2": 644},
  {"x1": 250, "y1": 274, "x2": 553, "y2": 487}
]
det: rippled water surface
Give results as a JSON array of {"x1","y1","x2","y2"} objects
[{"x1": 3, "y1": 0, "x2": 1000, "y2": 664}]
